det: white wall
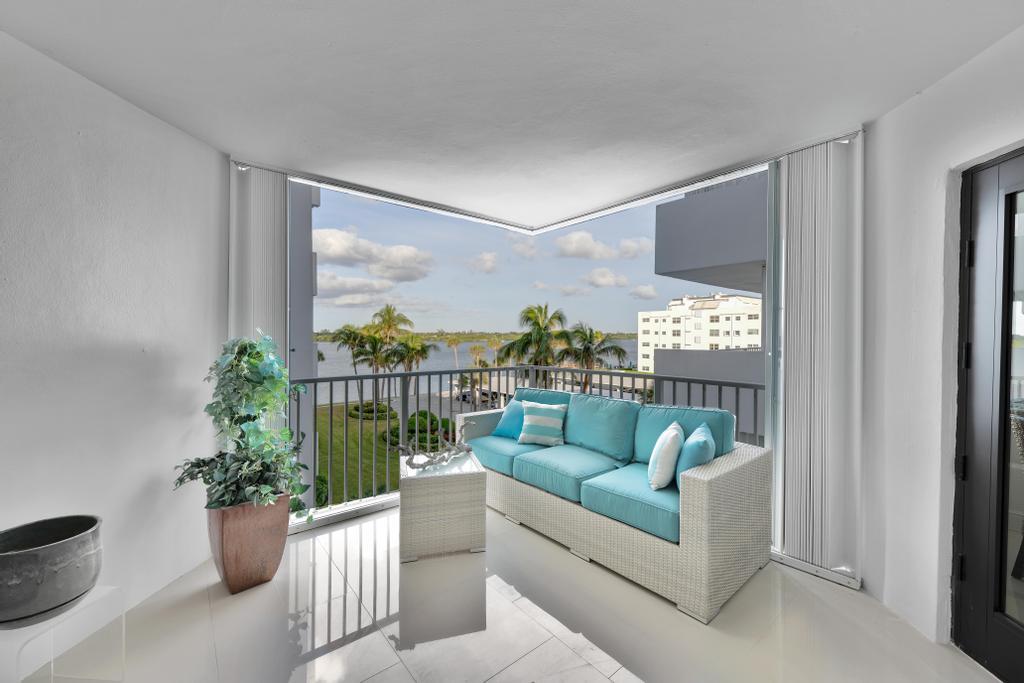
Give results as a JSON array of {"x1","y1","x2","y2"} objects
[
  {"x1": 0, "y1": 32, "x2": 228, "y2": 608},
  {"x1": 863, "y1": 24, "x2": 1024, "y2": 641}
]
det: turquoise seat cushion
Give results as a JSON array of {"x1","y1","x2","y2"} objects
[
  {"x1": 512, "y1": 445, "x2": 620, "y2": 502},
  {"x1": 467, "y1": 435, "x2": 545, "y2": 476},
  {"x1": 492, "y1": 400, "x2": 525, "y2": 439},
  {"x1": 580, "y1": 463, "x2": 680, "y2": 543},
  {"x1": 513, "y1": 387, "x2": 572, "y2": 405},
  {"x1": 676, "y1": 422, "x2": 716, "y2": 480},
  {"x1": 634, "y1": 405, "x2": 735, "y2": 463},
  {"x1": 564, "y1": 393, "x2": 641, "y2": 463}
]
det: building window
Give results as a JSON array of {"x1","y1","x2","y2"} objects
[
  {"x1": 694, "y1": 336, "x2": 700, "y2": 344},
  {"x1": 748, "y1": 328, "x2": 758, "y2": 335},
  {"x1": 642, "y1": 317, "x2": 650, "y2": 322},
  {"x1": 724, "y1": 316, "x2": 731, "y2": 321},
  {"x1": 672, "y1": 330, "x2": 681, "y2": 337},
  {"x1": 748, "y1": 344, "x2": 758, "y2": 348},
  {"x1": 642, "y1": 329, "x2": 649, "y2": 334},
  {"x1": 642, "y1": 342, "x2": 650, "y2": 347},
  {"x1": 642, "y1": 354, "x2": 650, "y2": 359},
  {"x1": 672, "y1": 343, "x2": 681, "y2": 349},
  {"x1": 709, "y1": 343, "x2": 719, "y2": 350},
  {"x1": 709, "y1": 315, "x2": 719, "y2": 322},
  {"x1": 724, "y1": 345, "x2": 731, "y2": 349},
  {"x1": 672, "y1": 317, "x2": 681, "y2": 324},
  {"x1": 749, "y1": 314, "x2": 760, "y2": 320},
  {"x1": 710, "y1": 329, "x2": 719, "y2": 337}
]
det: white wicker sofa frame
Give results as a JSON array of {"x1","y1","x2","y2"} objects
[{"x1": 457, "y1": 408, "x2": 772, "y2": 624}]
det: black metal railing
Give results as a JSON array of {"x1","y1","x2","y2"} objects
[{"x1": 289, "y1": 365, "x2": 765, "y2": 512}]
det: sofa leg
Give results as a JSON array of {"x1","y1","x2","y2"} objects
[{"x1": 569, "y1": 548, "x2": 591, "y2": 563}]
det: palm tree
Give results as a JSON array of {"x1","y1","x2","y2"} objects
[
  {"x1": 353, "y1": 333, "x2": 393, "y2": 401},
  {"x1": 468, "y1": 344, "x2": 487, "y2": 367},
  {"x1": 444, "y1": 334, "x2": 461, "y2": 369},
  {"x1": 394, "y1": 334, "x2": 437, "y2": 372},
  {"x1": 497, "y1": 303, "x2": 567, "y2": 369},
  {"x1": 369, "y1": 304, "x2": 413, "y2": 345},
  {"x1": 332, "y1": 323, "x2": 367, "y2": 403},
  {"x1": 332, "y1": 324, "x2": 366, "y2": 371},
  {"x1": 393, "y1": 334, "x2": 438, "y2": 396},
  {"x1": 487, "y1": 337, "x2": 503, "y2": 365},
  {"x1": 555, "y1": 323, "x2": 628, "y2": 392}
]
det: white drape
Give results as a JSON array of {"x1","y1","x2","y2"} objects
[
  {"x1": 228, "y1": 163, "x2": 288, "y2": 347},
  {"x1": 774, "y1": 135, "x2": 863, "y2": 584}
]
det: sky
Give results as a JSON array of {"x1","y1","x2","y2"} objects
[{"x1": 311, "y1": 188, "x2": 748, "y2": 333}]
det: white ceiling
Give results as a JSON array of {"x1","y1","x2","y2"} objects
[{"x1": 3, "y1": 1, "x2": 1024, "y2": 229}]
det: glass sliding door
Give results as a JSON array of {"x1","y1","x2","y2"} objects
[
  {"x1": 955, "y1": 152, "x2": 1024, "y2": 682},
  {"x1": 1003, "y1": 190, "x2": 1024, "y2": 627}
]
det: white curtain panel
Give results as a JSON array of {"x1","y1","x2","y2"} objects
[
  {"x1": 776, "y1": 136, "x2": 863, "y2": 582},
  {"x1": 228, "y1": 163, "x2": 288, "y2": 347}
]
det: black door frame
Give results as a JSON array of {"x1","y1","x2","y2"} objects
[{"x1": 954, "y1": 146, "x2": 1024, "y2": 682}]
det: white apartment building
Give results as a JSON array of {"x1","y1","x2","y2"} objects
[{"x1": 636, "y1": 294, "x2": 762, "y2": 372}]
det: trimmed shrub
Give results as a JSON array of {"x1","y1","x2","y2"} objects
[
  {"x1": 379, "y1": 410, "x2": 452, "y2": 449},
  {"x1": 348, "y1": 401, "x2": 397, "y2": 420}
]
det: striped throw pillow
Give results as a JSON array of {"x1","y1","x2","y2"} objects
[{"x1": 518, "y1": 400, "x2": 568, "y2": 446}]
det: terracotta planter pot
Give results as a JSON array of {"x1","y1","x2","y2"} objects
[{"x1": 207, "y1": 494, "x2": 290, "y2": 594}]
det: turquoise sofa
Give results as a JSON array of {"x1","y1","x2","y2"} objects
[{"x1": 458, "y1": 387, "x2": 771, "y2": 623}]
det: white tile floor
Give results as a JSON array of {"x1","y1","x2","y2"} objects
[{"x1": 46, "y1": 507, "x2": 995, "y2": 683}]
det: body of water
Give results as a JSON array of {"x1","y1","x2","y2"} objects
[
  {"x1": 316, "y1": 338, "x2": 638, "y2": 379},
  {"x1": 311, "y1": 338, "x2": 638, "y2": 403}
]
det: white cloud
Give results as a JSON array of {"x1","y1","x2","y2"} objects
[
  {"x1": 316, "y1": 271, "x2": 394, "y2": 297},
  {"x1": 618, "y1": 237, "x2": 654, "y2": 258},
  {"x1": 583, "y1": 267, "x2": 628, "y2": 288},
  {"x1": 554, "y1": 231, "x2": 617, "y2": 259},
  {"x1": 532, "y1": 280, "x2": 549, "y2": 290},
  {"x1": 559, "y1": 285, "x2": 592, "y2": 297},
  {"x1": 312, "y1": 228, "x2": 433, "y2": 282},
  {"x1": 554, "y1": 230, "x2": 655, "y2": 260},
  {"x1": 629, "y1": 284, "x2": 658, "y2": 300},
  {"x1": 317, "y1": 292, "x2": 447, "y2": 313},
  {"x1": 509, "y1": 235, "x2": 539, "y2": 258},
  {"x1": 469, "y1": 251, "x2": 498, "y2": 273}
]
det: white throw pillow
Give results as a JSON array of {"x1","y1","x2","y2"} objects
[
  {"x1": 518, "y1": 400, "x2": 568, "y2": 446},
  {"x1": 648, "y1": 422, "x2": 685, "y2": 490}
]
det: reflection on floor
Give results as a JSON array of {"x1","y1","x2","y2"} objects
[{"x1": 45, "y1": 508, "x2": 994, "y2": 682}]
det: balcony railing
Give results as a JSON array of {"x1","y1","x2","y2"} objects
[{"x1": 289, "y1": 365, "x2": 765, "y2": 513}]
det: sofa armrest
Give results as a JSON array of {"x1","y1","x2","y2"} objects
[
  {"x1": 677, "y1": 442, "x2": 772, "y2": 620},
  {"x1": 456, "y1": 409, "x2": 504, "y2": 442}
]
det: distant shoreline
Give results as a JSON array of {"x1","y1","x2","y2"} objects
[{"x1": 313, "y1": 331, "x2": 638, "y2": 343}]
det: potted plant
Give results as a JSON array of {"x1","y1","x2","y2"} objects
[{"x1": 174, "y1": 334, "x2": 309, "y2": 594}]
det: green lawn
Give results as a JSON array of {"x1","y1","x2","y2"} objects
[{"x1": 313, "y1": 404, "x2": 400, "y2": 505}]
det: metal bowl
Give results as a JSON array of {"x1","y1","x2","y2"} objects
[{"x1": 0, "y1": 516, "x2": 102, "y2": 623}]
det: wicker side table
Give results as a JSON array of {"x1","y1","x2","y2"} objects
[{"x1": 399, "y1": 452, "x2": 486, "y2": 562}]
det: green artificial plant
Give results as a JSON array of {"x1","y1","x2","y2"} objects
[{"x1": 174, "y1": 333, "x2": 310, "y2": 512}]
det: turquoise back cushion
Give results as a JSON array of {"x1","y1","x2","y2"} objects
[
  {"x1": 563, "y1": 393, "x2": 641, "y2": 463},
  {"x1": 513, "y1": 387, "x2": 572, "y2": 405},
  {"x1": 676, "y1": 422, "x2": 716, "y2": 478},
  {"x1": 492, "y1": 400, "x2": 524, "y2": 439},
  {"x1": 634, "y1": 405, "x2": 735, "y2": 463}
]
